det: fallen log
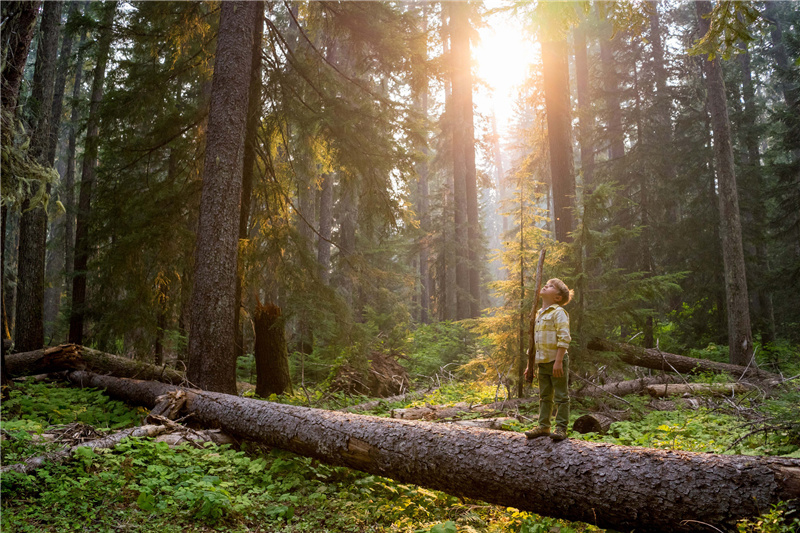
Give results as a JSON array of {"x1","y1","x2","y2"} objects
[
  {"x1": 6, "y1": 344, "x2": 186, "y2": 384},
  {"x1": 573, "y1": 374, "x2": 683, "y2": 398},
  {"x1": 646, "y1": 382, "x2": 753, "y2": 398},
  {"x1": 588, "y1": 339, "x2": 781, "y2": 382},
  {"x1": 64, "y1": 371, "x2": 800, "y2": 533}
]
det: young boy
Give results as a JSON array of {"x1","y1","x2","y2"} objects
[{"x1": 524, "y1": 278, "x2": 573, "y2": 441}]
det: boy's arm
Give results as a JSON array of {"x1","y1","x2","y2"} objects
[
  {"x1": 552, "y1": 347, "x2": 567, "y2": 377},
  {"x1": 552, "y1": 308, "x2": 571, "y2": 378}
]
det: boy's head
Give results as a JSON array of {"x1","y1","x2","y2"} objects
[{"x1": 546, "y1": 278, "x2": 573, "y2": 306}]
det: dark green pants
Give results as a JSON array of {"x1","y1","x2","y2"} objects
[{"x1": 537, "y1": 355, "x2": 570, "y2": 430}]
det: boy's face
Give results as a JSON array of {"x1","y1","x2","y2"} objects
[{"x1": 540, "y1": 281, "x2": 562, "y2": 303}]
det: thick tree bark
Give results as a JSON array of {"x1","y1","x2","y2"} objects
[
  {"x1": 541, "y1": 37, "x2": 575, "y2": 243},
  {"x1": 15, "y1": 0, "x2": 62, "y2": 353},
  {"x1": 695, "y1": 1, "x2": 754, "y2": 367},
  {"x1": 65, "y1": 371, "x2": 800, "y2": 533},
  {"x1": 5, "y1": 344, "x2": 186, "y2": 384},
  {"x1": 187, "y1": 1, "x2": 259, "y2": 394},
  {"x1": 588, "y1": 338, "x2": 780, "y2": 382},
  {"x1": 69, "y1": 1, "x2": 117, "y2": 345}
]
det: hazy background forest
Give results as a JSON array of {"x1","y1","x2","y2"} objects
[{"x1": 3, "y1": 0, "x2": 799, "y2": 397}]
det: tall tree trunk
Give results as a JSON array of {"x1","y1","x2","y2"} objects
[
  {"x1": 573, "y1": 21, "x2": 593, "y2": 188},
  {"x1": 67, "y1": 371, "x2": 800, "y2": 533},
  {"x1": 235, "y1": 1, "x2": 263, "y2": 362},
  {"x1": 15, "y1": 0, "x2": 62, "y2": 352},
  {"x1": 69, "y1": 1, "x2": 116, "y2": 345},
  {"x1": 541, "y1": 37, "x2": 575, "y2": 243},
  {"x1": 63, "y1": 29, "x2": 86, "y2": 308},
  {"x1": 187, "y1": 1, "x2": 259, "y2": 394},
  {"x1": 413, "y1": 5, "x2": 431, "y2": 324},
  {"x1": 254, "y1": 301, "x2": 292, "y2": 397},
  {"x1": 695, "y1": 1, "x2": 754, "y2": 367},
  {"x1": 451, "y1": 2, "x2": 480, "y2": 318},
  {"x1": 317, "y1": 172, "x2": 333, "y2": 285},
  {"x1": 448, "y1": 2, "x2": 471, "y2": 320},
  {"x1": 599, "y1": 21, "x2": 624, "y2": 162},
  {"x1": 337, "y1": 176, "x2": 359, "y2": 311},
  {"x1": 738, "y1": 47, "x2": 776, "y2": 345}
]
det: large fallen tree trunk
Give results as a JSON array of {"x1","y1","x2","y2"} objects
[
  {"x1": 64, "y1": 371, "x2": 800, "y2": 533},
  {"x1": 6, "y1": 344, "x2": 186, "y2": 384},
  {"x1": 588, "y1": 339, "x2": 781, "y2": 383}
]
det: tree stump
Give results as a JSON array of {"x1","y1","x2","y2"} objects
[{"x1": 254, "y1": 301, "x2": 292, "y2": 397}]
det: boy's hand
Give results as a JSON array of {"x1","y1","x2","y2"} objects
[
  {"x1": 553, "y1": 360, "x2": 563, "y2": 378},
  {"x1": 524, "y1": 366, "x2": 535, "y2": 382}
]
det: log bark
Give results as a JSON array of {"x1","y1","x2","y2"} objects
[
  {"x1": 646, "y1": 382, "x2": 753, "y2": 398},
  {"x1": 6, "y1": 344, "x2": 186, "y2": 384},
  {"x1": 64, "y1": 371, "x2": 800, "y2": 533},
  {"x1": 588, "y1": 338, "x2": 780, "y2": 382}
]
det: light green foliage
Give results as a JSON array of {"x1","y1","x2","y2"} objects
[
  {"x1": 404, "y1": 322, "x2": 478, "y2": 379},
  {"x1": 736, "y1": 503, "x2": 800, "y2": 533},
  {"x1": 690, "y1": 0, "x2": 760, "y2": 60},
  {"x1": 1, "y1": 382, "x2": 142, "y2": 431}
]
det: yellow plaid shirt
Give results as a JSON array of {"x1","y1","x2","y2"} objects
[{"x1": 533, "y1": 304, "x2": 571, "y2": 364}]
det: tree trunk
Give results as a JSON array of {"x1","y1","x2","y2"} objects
[
  {"x1": 234, "y1": 1, "x2": 263, "y2": 362},
  {"x1": 187, "y1": 1, "x2": 259, "y2": 394},
  {"x1": 15, "y1": 0, "x2": 63, "y2": 353},
  {"x1": 573, "y1": 21, "x2": 593, "y2": 187},
  {"x1": 695, "y1": 1, "x2": 754, "y2": 367},
  {"x1": 69, "y1": 1, "x2": 117, "y2": 345},
  {"x1": 599, "y1": 21, "x2": 625, "y2": 162},
  {"x1": 253, "y1": 301, "x2": 292, "y2": 397},
  {"x1": 541, "y1": 37, "x2": 575, "y2": 243},
  {"x1": 1, "y1": 0, "x2": 41, "y2": 113},
  {"x1": 63, "y1": 28, "x2": 86, "y2": 307},
  {"x1": 738, "y1": 47, "x2": 776, "y2": 345},
  {"x1": 65, "y1": 371, "x2": 800, "y2": 533},
  {"x1": 587, "y1": 338, "x2": 779, "y2": 382},
  {"x1": 5, "y1": 344, "x2": 186, "y2": 384},
  {"x1": 317, "y1": 172, "x2": 333, "y2": 284},
  {"x1": 413, "y1": 5, "x2": 431, "y2": 324}
]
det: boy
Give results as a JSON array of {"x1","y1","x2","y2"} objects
[{"x1": 524, "y1": 278, "x2": 573, "y2": 441}]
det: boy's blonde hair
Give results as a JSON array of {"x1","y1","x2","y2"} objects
[{"x1": 548, "y1": 278, "x2": 574, "y2": 306}]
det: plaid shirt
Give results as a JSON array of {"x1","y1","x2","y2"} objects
[{"x1": 534, "y1": 304, "x2": 571, "y2": 364}]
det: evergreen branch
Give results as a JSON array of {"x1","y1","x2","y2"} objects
[{"x1": 284, "y1": 1, "x2": 393, "y2": 106}]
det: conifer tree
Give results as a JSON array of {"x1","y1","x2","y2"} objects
[{"x1": 187, "y1": 1, "x2": 260, "y2": 394}]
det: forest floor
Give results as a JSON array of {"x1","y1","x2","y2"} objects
[{"x1": 1, "y1": 375, "x2": 799, "y2": 532}]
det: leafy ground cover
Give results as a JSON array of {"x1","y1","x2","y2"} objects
[{"x1": 2, "y1": 379, "x2": 798, "y2": 532}]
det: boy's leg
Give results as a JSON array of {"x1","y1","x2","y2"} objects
[
  {"x1": 537, "y1": 362, "x2": 555, "y2": 429},
  {"x1": 552, "y1": 354, "x2": 570, "y2": 432}
]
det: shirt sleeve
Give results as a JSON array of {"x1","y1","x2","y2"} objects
[{"x1": 553, "y1": 307, "x2": 571, "y2": 349}]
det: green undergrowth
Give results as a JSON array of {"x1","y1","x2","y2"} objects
[{"x1": 2, "y1": 380, "x2": 799, "y2": 532}]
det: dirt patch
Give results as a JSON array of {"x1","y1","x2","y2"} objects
[{"x1": 331, "y1": 352, "x2": 410, "y2": 398}]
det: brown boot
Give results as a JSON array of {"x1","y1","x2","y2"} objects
[
  {"x1": 550, "y1": 427, "x2": 568, "y2": 441},
  {"x1": 524, "y1": 426, "x2": 550, "y2": 439}
]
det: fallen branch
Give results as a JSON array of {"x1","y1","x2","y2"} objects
[
  {"x1": 2, "y1": 425, "x2": 168, "y2": 475},
  {"x1": 646, "y1": 383, "x2": 754, "y2": 398}
]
